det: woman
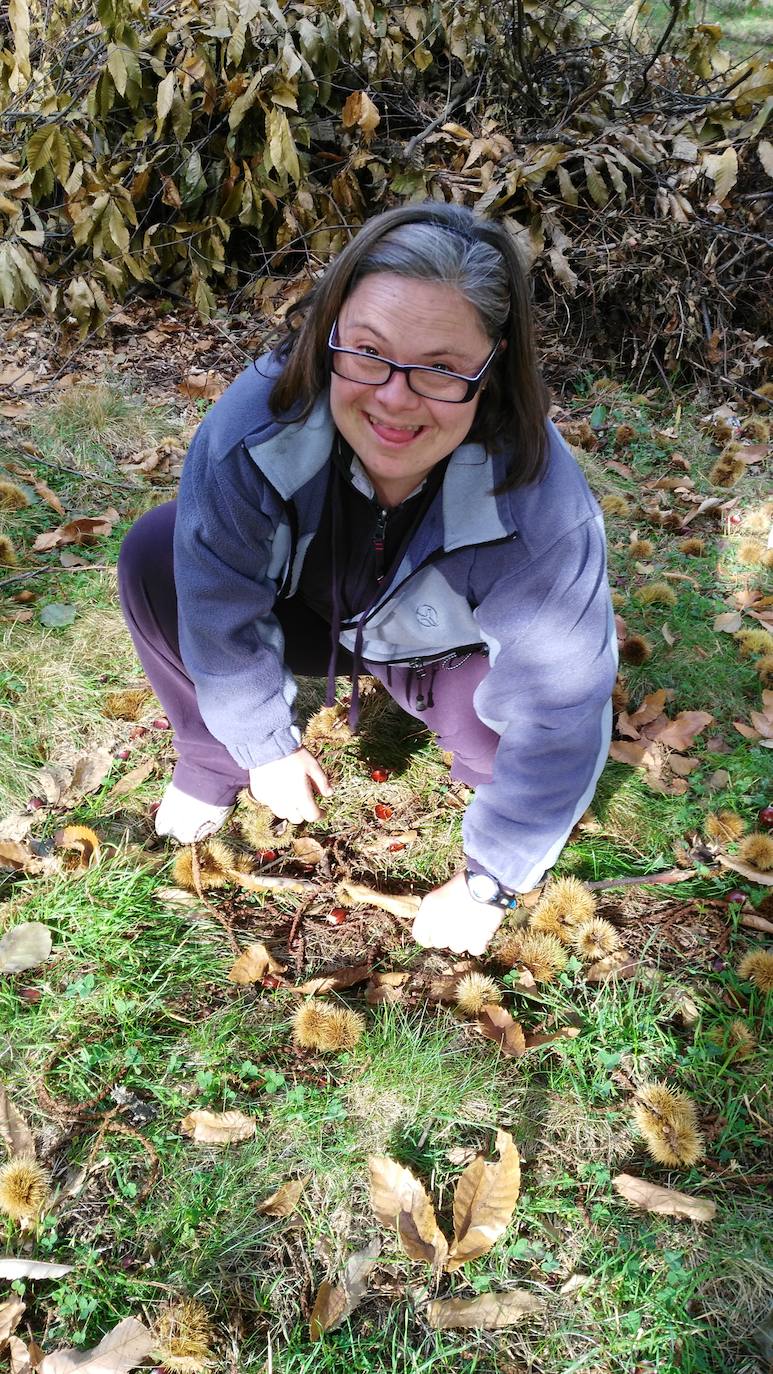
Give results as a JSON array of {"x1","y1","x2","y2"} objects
[{"x1": 118, "y1": 203, "x2": 617, "y2": 957}]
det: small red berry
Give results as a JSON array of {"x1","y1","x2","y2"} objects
[
  {"x1": 370, "y1": 767, "x2": 390, "y2": 782},
  {"x1": 26, "y1": 796, "x2": 45, "y2": 811},
  {"x1": 257, "y1": 849, "x2": 277, "y2": 863},
  {"x1": 374, "y1": 803, "x2": 393, "y2": 821},
  {"x1": 326, "y1": 908, "x2": 348, "y2": 925},
  {"x1": 757, "y1": 805, "x2": 773, "y2": 830},
  {"x1": 151, "y1": 717, "x2": 170, "y2": 730}
]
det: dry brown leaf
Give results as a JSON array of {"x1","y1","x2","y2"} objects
[
  {"x1": 292, "y1": 837, "x2": 326, "y2": 866},
  {"x1": 365, "y1": 971, "x2": 410, "y2": 1004},
  {"x1": 524, "y1": 1026, "x2": 581, "y2": 1049},
  {"x1": 104, "y1": 759, "x2": 155, "y2": 802},
  {"x1": 446, "y1": 1128, "x2": 521, "y2": 1272},
  {"x1": 38, "y1": 1316, "x2": 154, "y2": 1373},
  {"x1": 31, "y1": 510, "x2": 119, "y2": 553},
  {"x1": 9, "y1": 1335, "x2": 35, "y2": 1374},
  {"x1": 0, "y1": 922, "x2": 52, "y2": 975},
  {"x1": 368, "y1": 1156, "x2": 448, "y2": 1267},
  {"x1": 68, "y1": 750, "x2": 113, "y2": 797},
  {"x1": 222, "y1": 868, "x2": 314, "y2": 895},
  {"x1": 54, "y1": 825, "x2": 101, "y2": 870},
  {"x1": 0, "y1": 841, "x2": 44, "y2": 874},
  {"x1": 669, "y1": 756, "x2": 700, "y2": 778},
  {"x1": 648, "y1": 711, "x2": 713, "y2": 752},
  {"x1": 586, "y1": 951, "x2": 638, "y2": 981},
  {"x1": 178, "y1": 370, "x2": 228, "y2": 401},
  {"x1": 717, "y1": 854, "x2": 773, "y2": 887},
  {"x1": 295, "y1": 961, "x2": 372, "y2": 995},
  {"x1": 0, "y1": 1297, "x2": 25, "y2": 1345},
  {"x1": 477, "y1": 1005, "x2": 526, "y2": 1058},
  {"x1": 0, "y1": 1085, "x2": 35, "y2": 1157},
  {"x1": 309, "y1": 1237, "x2": 381, "y2": 1339},
  {"x1": 613, "y1": 1173, "x2": 716, "y2": 1221},
  {"x1": 426, "y1": 1290, "x2": 544, "y2": 1330},
  {"x1": 180, "y1": 1109, "x2": 257, "y2": 1145},
  {"x1": 337, "y1": 882, "x2": 421, "y2": 919},
  {"x1": 257, "y1": 1175, "x2": 309, "y2": 1217},
  {"x1": 609, "y1": 740, "x2": 653, "y2": 767},
  {"x1": 227, "y1": 941, "x2": 286, "y2": 985},
  {"x1": 0, "y1": 1259, "x2": 73, "y2": 1279},
  {"x1": 713, "y1": 611, "x2": 744, "y2": 632}
]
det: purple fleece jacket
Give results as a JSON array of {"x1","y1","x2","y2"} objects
[{"x1": 173, "y1": 355, "x2": 618, "y2": 892}]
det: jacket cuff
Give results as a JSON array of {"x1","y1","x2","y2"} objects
[{"x1": 228, "y1": 724, "x2": 302, "y2": 770}]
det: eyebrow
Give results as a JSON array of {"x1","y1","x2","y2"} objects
[{"x1": 343, "y1": 318, "x2": 472, "y2": 365}]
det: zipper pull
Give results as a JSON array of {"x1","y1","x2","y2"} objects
[{"x1": 373, "y1": 507, "x2": 387, "y2": 579}]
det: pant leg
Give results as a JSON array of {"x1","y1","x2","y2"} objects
[
  {"x1": 367, "y1": 652, "x2": 498, "y2": 786},
  {"x1": 117, "y1": 502, "x2": 353, "y2": 805}
]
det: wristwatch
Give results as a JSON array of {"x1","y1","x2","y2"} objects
[{"x1": 465, "y1": 869, "x2": 518, "y2": 911}]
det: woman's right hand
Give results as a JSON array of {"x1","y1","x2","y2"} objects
[{"x1": 249, "y1": 748, "x2": 333, "y2": 823}]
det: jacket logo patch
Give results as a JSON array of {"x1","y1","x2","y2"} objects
[{"x1": 415, "y1": 603, "x2": 439, "y2": 627}]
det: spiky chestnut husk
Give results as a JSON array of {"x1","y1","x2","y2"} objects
[
  {"x1": 706, "y1": 1020, "x2": 756, "y2": 1059},
  {"x1": 638, "y1": 582, "x2": 677, "y2": 607},
  {"x1": 571, "y1": 918, "x2": 620, "y2": 961},
  {"x1": 633, "y1": 1082, "x2": 703, "y2": 1168},
  {"x1": 0, "y1": 534, "x2": 18, "y2": 566},
  {"x1": 102, "y1": 688, "x2": 153, "y2": 721},
  {"x1": 233, "y1": 790, "x2": 291, "y2": 851},
  {"x1": 705, "y1": 810, "x2": 746, "y2": 843},
  {"x1": 172, "y1": 841, "x2": 234, "y2": 892},
  {"x1": 292, "y1": 1001, "x2": 365, "y2": 1052},
  {"x1": 755, "y1": 654, "x2": 773, "y2": 685},
  {"x1": 0, "y1": 480, "x2": 29, "y2": 511},
  {"x1": 531, "y1": 876, "x2": 597, "y2": 941},
  {"x1": 737, "y1": 948, "x2": 773, "y2": 993},
  {"x1": 744, "y1": 504, "x2": 773, "y2": 534},
  {"x1": 496, "y1": 931, "x2": 568, "y2": 983},
  {"x1": 620, "y1": 635, "x2": 652, "y2": 665},
  {"x1": 737, "y1": 540, "x2": 763, "y2": 566},
  {"x1": 323, "y1": 1006, "x2": 366, "y2": 1051},
  {"x1": 600, "y1": 494, "x2": 630, "y2": 518},
  {"x1": 154, "y1": 1299, "x2": 214, "y2": 1374},
  {"x1": 612, "y1": 677, "x2": 630, "y2": 714},
  {"x1": 738, "y1": 833, "x2": 773, "y2": 872},
  {"x1": 303, "y1": 702, "x2": 353, "y2": 746},
  {"x1": 610, "y1": 590, "x2": 626, "y2": 610},
  {"x1": 740, "y1": 417, "x2": 769, "y2": 442},
  {"x1": 455, "y1": 973, "x2": 502, "y2": 1015},
  {"x1": 628, "y1": 538, "x2": 654, "y2": 559},
  {"x1": 734, "y1": 629, "x2": 773, "y2": 657},
  {"x1": 0, "y1": 1156, "x2": 49, "y2": 1221},
  {"x1": 678, "y1": 537, "x2": 705, "y2": 556},
  {"x1": 709, "y1": 457, "x2": 746, "y2": 487}
]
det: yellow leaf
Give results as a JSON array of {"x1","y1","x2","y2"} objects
[
  {"x1": 548, "y1": 246, "x2": 578, "y2": 295},
  {"x1": 180, "y1": 1109, "x2": 257, "y2": 1145},
  {"x1": 703, "y1": 146, "x2": 738, "y2": 204},
  {"x1": 584, "y1": 158, "x2": 609, "y2": 207},
  {"x1": 427, "y1": 1290, "x2": 544, "y2": 1329},
  {"x1": 368, "y1": 1156, "x2": 448, "y2": 1267},
  {"x1": 26, "y1": 129, "x2": 55, "y2": 174},
  {"x1": 227, "y1": 941, "x2": 285, "y2": 985},
  {"x1": 156, "y1": 70, "x2": 176, "y2": 122},
  {"x1": 309, "y1": 1239, "x2": 381, "y2": 1339},
  {"x1": 9, "y1": 0, "x2": 31, "y2": 77},
  {"x1": 613, "y1": 1173, "x2": 716, "y2": 1221},
  {"x1": 54, "y1": 824, "x2": 101, "y2": 870},
  {"x1": 267, "y1": 106, "x2": 301, "y2": 183},
  {"x1": 107, "y1": 45, "x2": 129, "y2": 97},
  {"x1": 341, "y1": 90, "x2": 380, "y2": 139},
  {"x1": 557, "y1": 163, "x2": 578, "y2": 206},
  {"x1": 446, "y1": 1128, "x2": 520, "y2": 1271},
  {"x1": 477, "y1": 1005, "x2": 526, "y2": 1057},
  {"x1": 34, "y1": 1317, "x2": 154, "y2": 1374},
  {"x1": 257, "y1": 1176, "x2": 309, "y2": 1216},
  {"x1": 758, "y1": 139, "x2": 773, "y2": 177}
]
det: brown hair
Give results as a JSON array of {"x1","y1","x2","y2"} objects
[{"x1": 268, "y1": 203, "x2": 550, "y2": 489}]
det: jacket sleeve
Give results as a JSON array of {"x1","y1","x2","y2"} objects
[
  {"x1": 173, "y1": 433, "x2": 302, "y2": 770},
  {"x1": 463, "y1": 513, "x2": 617, "y2": 892}
]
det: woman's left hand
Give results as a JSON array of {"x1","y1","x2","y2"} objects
[{"x1": 411, "y1": 870, "x2": 506, "y2": 956}]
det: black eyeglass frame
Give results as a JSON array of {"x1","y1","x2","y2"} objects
[{"x1": 327, "y1": 321, "x2": 501, "y2": 404}]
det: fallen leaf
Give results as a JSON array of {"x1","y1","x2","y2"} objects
[
  {"x1": 669, "y1": 756, "x2": 700, "y2": 777},
  {"x1": 0, "y1": 1259, "x2": 73, "y2": 1279},
  {"x1": 706, "y1": 769, "x2": 730, "y2": 792},
  {"x1": 0, "y1": 1085, "x2": 35, "y2": 1156},
  {"x1": 309, "y1": 1238, "x2": 381, "y2": 1339},
  {"x1": 650, "y1": 711, "x2": 713, "y2": 752},
  {"x1": 477, "y1": 1005, "x2": 526, "y2": 1058},
  {"x1": 59, "y1": 551, "x2": 91, "y2": 569},
  {"x1": 609, "y1": 740, "x2": 653, "y2": 767},
  {"x1": 54, "y1": 826, "x2": 101, "y2": 870},
  {"x1": 661, "y1": 623, "x2": 676, "y2": 646},
  {"x1": 69, "y1": 750, "x2": 113, "y2": 798},
  {"x1": 426, "y1": 1290, "x2": 544, "y2": 1330},
  {"x1": 104, "y1": 759, "x2": 154, "y2": 802},
  {"x1": 0, "y1": 1297, "x2": 25, "y2": 1344},
  {"x1": 524, "y1": 1026, "x2": 581, "y2": 1049},
  {"x1": 717, "y1": 854, "x2": 773, "y2": 887},
  {"x1": 257, "y1": 1175, "x2": 309, "y2": 1217},
  {"x1": 178, "y1": 370, "x2": 228, "y2": 401},
  {"x1": 296, "y1": 961, "x2": 373, "y2": 995},
  {"x1": 337, "y1": 882, "x2": 421, "y2": 919},
  {"x1": 9, "y1": 1335, "x2": 34, "y2": 1374},
  {"x1": 291, "y1": 837, "x2": 326, "y2": 866},
  {"x1": 613, "y1": 1173, "x2": 716, "y2": 1221},
  {"x1": 559, "y1": 1273, "x2": 594, "y2": 1296},
  {"x1": 40, "y1": 604, "x2": 77, "y2": 629},
  {"x1": 0, "y1": 841, "x2": 44, "y2": 874},
  {"x1": 32, "y1": 510, "x2": 119, "y2": 552},
  {"x1": 368, "y1": 1156, "x2": 448, "y2": 1267},
  {"x1": 227, "y1": 942, "x2": 286, "y2": 985},
  {"x1": 733, "y1": 721, "x2": 761, "y2": 741},
  {"x1": 38, "y1": 1316, "x2": 154, "y2": 1373},
  {"x1": 365, "y1": 970, "x2": 410, "y2": 1005},
  {"x1": 446, "y1": 1128, "x2": 521, "y2": 1271},
  {"x1": 180, "y1": 1109, "x2": 257, "y2": 1145},
  {"x1": 0, "y1": 922, "x2": 53, "y2": 975},
  {"x1": 713, "y1": 611, "x2": 743, "y2": 633},
  {"x1": 586, "y1": 951, "x2": 638, "y2": 981}
]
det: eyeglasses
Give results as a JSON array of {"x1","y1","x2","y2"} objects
[{"x1": 327, "y1": 322, "x2": 500, "y2": 403}]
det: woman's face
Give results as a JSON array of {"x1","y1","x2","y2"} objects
[{"x1": 329, "y1": 273, "x2": 496, "y2": 508}]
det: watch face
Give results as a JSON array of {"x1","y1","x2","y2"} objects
[{"x1": 468, "y1": 872, "x2": 499, "y2": 903}]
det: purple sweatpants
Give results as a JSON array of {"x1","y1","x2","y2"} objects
[{"x1": 117, "y1": 502, "x2": 498, "y2": 805}]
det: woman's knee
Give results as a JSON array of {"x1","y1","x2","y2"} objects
[{"x1": 118, "y1": 501, "x2": 176, "y2": 597}]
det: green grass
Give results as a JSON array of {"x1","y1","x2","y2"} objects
[{"x1": 0, "y1": 376, "x2": 771, "y2": 1372}]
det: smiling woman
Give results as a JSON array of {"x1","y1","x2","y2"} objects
[{"x1": 117, "y1": 203, "x2": 618, "y2": 957}]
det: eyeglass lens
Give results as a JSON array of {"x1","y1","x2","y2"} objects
[{"x1": 331, "y1": 351, "x2": 470, "y2": 401}]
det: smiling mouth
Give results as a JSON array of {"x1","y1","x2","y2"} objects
[{"x1": 365, "y1": 413, "x2": 425, "y2": 443}]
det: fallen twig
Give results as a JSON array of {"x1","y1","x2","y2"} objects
[{"x1": 587, "y1": 868, "x2": 697, "y2": 891}]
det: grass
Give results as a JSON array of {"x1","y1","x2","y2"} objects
[{"x1": 0, "y1": 372, "x2": 771, "y2": 1373}]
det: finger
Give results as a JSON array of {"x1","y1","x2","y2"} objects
[{"x1": 307, "y1": 756, "x2": 333, "y2": 796}]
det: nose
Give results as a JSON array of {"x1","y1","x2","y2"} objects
[{"x1": 372, "y1": 367, "x2": 421, "y2": 411}]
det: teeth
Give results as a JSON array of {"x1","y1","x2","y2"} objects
[{"x1": 368, "y1": 415, "x2": 421, "y2": 433}]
